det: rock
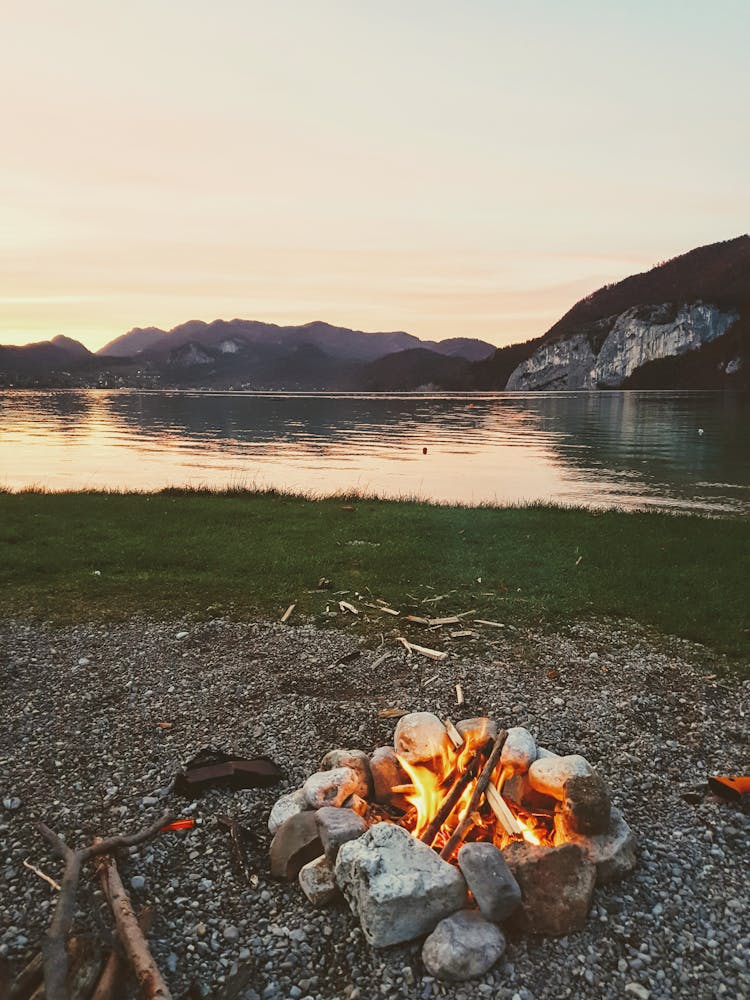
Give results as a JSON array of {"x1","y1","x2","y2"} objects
[
  {"x1": 298, "y1": 855, "x2": 339, "y2": 906},
  {"x1": 455, "y1": 718, "x2": 498, "y2": 744},
  {"x1": 527, "y1": 754, "x2": 593, "y2": 799},
  {"x1": 502, "y1": 773, "x2": 557, "y2": 813},
  {"x1": 303, "y1": 767, "x2": 360, "y2": 809},
  {"x1": 269, "y1": 812, "x2": 323, "y2": 880},
  {"x1": 422, "y1": 910, "x2": 505, "y2": 982},
  {"x1": 500, "y1": 727, "x2": 537, "y2": 772},
  {"x1": 624, "y1": 985, "x2": 650, "y2": 999},
  {"x1": 130, "y1": 875, "x2": 146, "y2": 890},
  {"x1": 2, "y1": 797, "x2": 21, "y2": 811},
  {"x1": 369, "y1": 747, "x2": 407, "y2": 805},
  {"x1": 555, "y1": 807, "x2": 637, "y2": 884},
  {"x1": 223, "y1": 925, "x2": 239, "y2": 941},
  {"x1": 315, "y1": 806, "x2": 367, "y2": 863},
  {"x1": 175, "y1": 631, "x2": 189, "y2": 639},
  {"x1": 320, "y1": 749, "x2": 372, "y2": 799},
  {"x1": 457, "y1": 843, "x2": 521, "y2": 922},
  {"x1": 394, "y1": 712, "x2": 450, "y2": 765},
  {"x1": 335, "y1": 822, "x2": 467, "y2": 947},
  {"x1": 535, "y1": 747, "x2": 560, "y2": 759},
  {"x1": 503, "y1": 843, "x2": 596, "y2": 936},
  {"x1": 561, "y1": 773, "x2": 611, "y2": 835},
  {"x1": 268, "y1": 789, "x2": 308, "y2": 835},
  {"x1": 77, "y1": 657, "x2": 90, "y2": 666}
]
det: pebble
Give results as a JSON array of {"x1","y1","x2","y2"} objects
[{"x1": 130, "y1": 875, "x2": 146, "y2": 890}]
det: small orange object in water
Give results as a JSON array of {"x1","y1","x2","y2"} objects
[{"x1": 161, "y1": 818, "x2": 196, "y2": 832}]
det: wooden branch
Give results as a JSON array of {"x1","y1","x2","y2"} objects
[
  {"x1": 37, "y1": 813, "x2": 173, "y2": 1000},
  {"x1": 419, "y1": 741, "x2": 489, "y2": 848},
  {"x1": 439, "y1": 729, "x2": 508, "y2": 859},
  {"x1": 95, "y1": 850, "x2": 172, "y2": 999},
  {"x1": 91, "y1": 907, "x2": 154, "y2": 1000}
]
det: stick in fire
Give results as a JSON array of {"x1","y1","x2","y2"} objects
[{"x1": 439, "y1": 729, "x2": 508, "y2": 860}]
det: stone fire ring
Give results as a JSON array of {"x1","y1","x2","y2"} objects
[{"x1": 267, "y1": 713, "x2": 636, "y2": 984}]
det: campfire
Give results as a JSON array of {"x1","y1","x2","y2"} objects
[
  {"x1": 393, "y1": 717, "x2": 551, "y2": 855},
  {"x1": 268, "y1": 711, "x2": 636, "y2": 983}
]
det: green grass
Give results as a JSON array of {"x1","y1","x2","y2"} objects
[{"x1": 0, "y1": 490, "x2": 748, "y2": 663}]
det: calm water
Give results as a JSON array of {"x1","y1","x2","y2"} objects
[{"x1": 0, "y1": 390, "x2": 748, "y2": 514}]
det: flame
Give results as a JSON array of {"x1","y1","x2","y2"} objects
[{"x1": 395, "y1": 725, "x2": 552, "y2": 854}]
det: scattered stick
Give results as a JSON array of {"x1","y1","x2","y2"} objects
[
  {"x1": 473, "y1": 619, "x2": 506, "y2": 628},
  {"x1": 94, "y1": 848, "x2": 172, "y2": 999},
  {"x1": 23, "y1": 856, "x2": 61, "y2": 891},
  {"x1": 217, "y1": 815, "x2": 258, "y2": 887},
  {"x1": 397, "y1": 638, "x2": 448, "y2": 661},
  {"x1": 455, "y1": 683, "x2": 465, "y2": 706},
  {"x1": 439, "y1": 729, "x2": 508, "y2": 859},
  {"x1": 280, "y1": 603, "x2": 296, "y2": 624},
  {"x1": 377, "y1": 707, "x2": 408, "y2": 718},
  {"x1": 8, "y1": 951, "x2": 44, "y2": 1000},
  {"x1": 338, "y1": 601, "x2": 359, "y2": 615},
  {"x1": 37, "y1": 812, "x2": 172, "y2": 1000},
  {"x1": 91, "y1": 906, "x2": 154, "y2": 1000},
  {"x1": 369, "y1": 651, "x2": 392, "y2": 671},
  {"x1": 449, "y1": 630, "x2": 475, "y2": 638},
  {"x1": 422, "y1": 673, "x2": 439, "y2": 689},
  {"x1": 363, "y1": 602, "x2": 399, "y2": 616},
  {"x1": 420, "y1": 742, "x2": 489, "y2": 848}
]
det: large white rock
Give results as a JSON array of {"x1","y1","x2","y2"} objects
[
  {"x1": 501, "y1": 727, "x2": 537, "y2": 772},
  {"x1": 303, "y1": 767, "x2": 360, "y2": 809},
  {"x1": 528, "y1": 754, "x2": 593, "y2": 799},
  {"x1": 394, "y1": 712, "x2": 450, "y2": 765},
  {"x1": 555, "y1": 807, "x2": 637, "y2": 884},
  {"x1": 335, "y1": 822, "x2": 467, "y2": 947},
  {"x1": 422, "y1": 910, "x2": 506, "y2": 982},
  {"x1": 267, "y1": 788, "x2": 307, "y2": 835}
]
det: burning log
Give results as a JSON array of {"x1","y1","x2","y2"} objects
[
  {"x1": 439, "y1": 729, "x2": 508, "y2": 860},
  {"x1": 485, "y1": 783, "x2": 524, "y2": 838},
  {"x1": 94, "y1": 849, "x2": 172, "y2": 999},
  {"x1": 36, "y1": 812, "x2": 172, "y2": 1000},
  {"x1": 419, "y1": 742, "x2": 490, "y2": 848}
]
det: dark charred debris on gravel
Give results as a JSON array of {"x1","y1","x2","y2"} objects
[{"x1": 1, "y1": 616, "x2": 748, "y2": 1000}]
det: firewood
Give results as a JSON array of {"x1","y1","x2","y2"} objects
[
  {"x1": 94, "y1": 849, "x2": 172, "y2": 999},
  {"x1": 37, "y1": 812, "x2": 172, "y2": 1000},
  {"x1": 443, "y1": 719, "x2": 464, "y2": 749},
  {"x1": 8, "y1": 951, "x2": 43, "y2": 1000},
  {"x1": 396, "y1": 638, "x2": 448, "y2": 660},
  {"x1": 280, "y1": 603, "x2": 296, "y2": 623},
  {"x1": 455, "y1": 683, "x2": 465, "y2": 705},
  {"x1": 419, "y1": 740, "x2": 490, "y2": 848},
  {"x1": 91, "y1": 907, "x2": 154, "y2": 1000},
  {"x1": 439, "y1": 729, "x2": 508, "y2": 859},
  {"x1": 486, "y1": 783, "x2": 524, "y2": 836}
]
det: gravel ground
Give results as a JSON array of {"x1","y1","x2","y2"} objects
[{"x1": 1, "y1": 616, "x2": 748, "y2": 1000}]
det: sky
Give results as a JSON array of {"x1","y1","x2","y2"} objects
[{"x1": 2, "y1": 0, "x2": 749, "y2": 350}]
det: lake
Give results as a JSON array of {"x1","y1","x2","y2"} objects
[{"x1": 0, "y1": 390, "x2": 748, "y2": 514}]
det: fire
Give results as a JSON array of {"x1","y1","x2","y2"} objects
[{"x1": 394, "y1": 724, "x2": 552, "y2": 857}]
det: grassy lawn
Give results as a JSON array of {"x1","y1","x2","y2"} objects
[{"x1": 0, "y1": 490, "x2": 748, "y2": 663}]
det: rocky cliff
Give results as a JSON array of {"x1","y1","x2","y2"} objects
[{"x1": 506, "y1": 302, "x2": 739, "y2": 390}]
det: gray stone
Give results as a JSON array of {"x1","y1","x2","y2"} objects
[
  {"x1": 268, "y1": 788, "x2": 308, "y2": 835},
  {"x1": 269, "y1": 812, "x2": 323, "y2": 879},
  {"x1": 455, "y1": 718, "x2": 498, "y2": 744},
  {"x1": 561, "y1": 773, "x2": 611, "y2": 835},
  {"x1": 320, "y1": 748, "x2": 372, "y2": 799},
  {"x1": 535, "y1": 747, "x2": 560, "y2": 759},
  {"x1": 503, "y1": 842, "x2": 596, "y2": 936},
  {"x1": 130, "y1": 875, "x2": 146, "y2": 890},
  {"x1": 369, "y1": 746, "x2": 408, "y2": 806},
  {"x1": 303, "y1": 767, "x2": 360, "y2": 809},
  {"x1": 2, "y1": 797, "x2": 21, "y2": 811},
  {"x1": 555, "y1": 807, "x2": 637, "y2": 884},
  {"x1": 315, "y1": 806, "x2": 367, "y2": 863},
  {"x1": 394, "y1": 712, "x2": 450, "y2": 765},
  {"x1": 501, "y1": 727, "x2": 538, "y2": 772},
  {"x1": 335, "y1": 822, "x2": 467, "y2": 947},
  {"x1": 298, "y1": 854, "x2": 339, "y2": 907},
  {"x1": 422, "y1": 910, "x2": 505, "y2": 982},
  {"x1": 457, "y1": 842, "x2": 521, "y2": 922},
  {"x1": 527, "y1": 754, "x2": 593, "y2": 799}
]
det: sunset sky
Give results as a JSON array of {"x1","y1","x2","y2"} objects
[{"x1": 2, "y1": 0, "x2": 748, "y2": 350}]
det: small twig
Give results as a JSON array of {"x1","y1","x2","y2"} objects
[
  {"x1": 280, "y1": 603, "x2": 296, "y2": 623},
  {"x1": 23, "y1": 856, "x2": 62, "y2": 891},
  {"x1": 439, "y1": 730, "x2": 508, "y2": 859}
]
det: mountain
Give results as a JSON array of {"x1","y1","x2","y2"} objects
[
  {"x1": 99, "y1": 318, "x2": 496, "y2": 365},
  {"x1": 504, "y1": 236, "x2": 749, "y2": 390},
  {"x1": 0, "y1": 336, "x2": 93, "y2": 377}
]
